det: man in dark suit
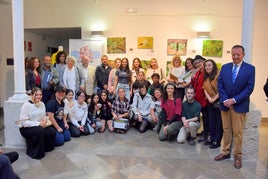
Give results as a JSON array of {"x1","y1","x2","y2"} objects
[{"x1": 214, "y1": 45, "x2": 255, "y2": 169}]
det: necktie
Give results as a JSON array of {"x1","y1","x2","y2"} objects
[{"x1": 232, "y1": 65, "x2": 238, "y2": 83}]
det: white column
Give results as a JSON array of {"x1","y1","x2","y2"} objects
[
  {"x1": 241, "y1": 0, "x2": 255, "y2": 63},
  {"x1": 4, "y1": 0, "x2": 29, "y2": 147},
  {"x1": 9, "y1": 0, "x2": 28, "y2": 100}
]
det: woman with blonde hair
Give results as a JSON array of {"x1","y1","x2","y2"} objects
[
  {"x1": 145, "y1": 58, "x2": 165, "y2": 84},
  {"x1": 167, "y1": 54, "x2": 186, "y2": 99},
  {"x1": 62, "y1": 56, "x2": 85, "y2": 99}
]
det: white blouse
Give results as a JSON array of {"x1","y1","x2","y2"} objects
[
  {"x1": 169, "y1": 66, "x2": 185, "y2": 88},
  {"x1": 69, "y1": 100, "x2": 88, "y2": 127},
  {"x1": 63, "y1": 98, "x2": 74, "y2": 116},
  {"x1": 20, "y1": 101, "x2": 46, "y2": 127}
]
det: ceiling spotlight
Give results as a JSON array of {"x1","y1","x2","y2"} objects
[{"x1": 126, "y1": 8, "x2": 137, "y2": 13}]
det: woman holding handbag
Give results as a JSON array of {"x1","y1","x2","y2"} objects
[{"x1": 203, "y1": 59, "x2": 223, "y2": 149}]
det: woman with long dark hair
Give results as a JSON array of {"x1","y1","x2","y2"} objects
[
  {"x1": 158, "y1": 83, "x2": 183, "y2": 141},
  {"x1": 203, "y1": 59, "x2": 223, "y2": 148},
  {"x1": 26, "y1": 57, "x2": 42, "y2": 93},
  {"x1": 113, "y1": 58, "x2": 132, "y2": 101},
  {"x1": 54, "y1": 51, "x2": 67, "y2": 87}
]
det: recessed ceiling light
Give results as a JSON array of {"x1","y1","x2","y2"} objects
[{"x1": 126, "y1": 8, "x2": 137, "y2": 13}]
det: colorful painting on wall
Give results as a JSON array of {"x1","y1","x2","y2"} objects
[
  {"x1": 137, "y1": 37, "x2": 154, "y2": 49},
  {"x1": 202, "y1": 40, "x2": 223, "y2": 57},
  {"x1": 107, "y1": 60, "x2": 115, "y2": 68},
  {"x1": 69, "y1": 39, "x2": 102, "y2": 67},
  {"x1": 167, "y1": 39, "x2": 187, "y2": 56},
  {"x1": 107, "y1": 37, "x2": 126, "y2": 53}
]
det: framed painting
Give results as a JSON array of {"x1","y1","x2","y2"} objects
[
  {"x1": 202, "y1": 40, "x2": 223, "y2": 57},
  {"x1": 69, "y1": 39, "x2": 102, "y2": 67},
  {"x1": 107, "y1": 37, "x2": 126, "y2": 53},
  {"x1": 167, "y1": 39, "x2": 187, "y2": 56},
  {"x1": 137, "y1": 37, "x2": 153, "y2": 49}
]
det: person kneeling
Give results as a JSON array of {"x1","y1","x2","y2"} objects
[
  {"x1": 177, "y1": 87, "x2": 201, "y2": 146},
  {"x1": 130, "y1": 83, "x2": 153, "y2": 133}
]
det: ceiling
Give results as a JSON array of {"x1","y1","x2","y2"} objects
[{"x1": 24, "y1": 27, "x2": 81, "y2": 40}]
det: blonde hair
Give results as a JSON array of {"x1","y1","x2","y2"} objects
[
  {"x1": 150, "y1": 58, "x2": 158, "y2": 68},
  {"x1": 171, "y1": 54, "x2": 182, "y2": 67},
  {"x1": 66, "y1": 56, "x2": 76, "y2": 64}
]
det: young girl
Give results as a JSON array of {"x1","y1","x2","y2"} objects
[
  {"x1": 111, "y1": 88, "x2": 130, "y2": 134},
  {"x1": 68, "y1": 90, "x2": 90, "y2": 137},
  {"x1": 63, "y1": 89, "x2": 74, "y2": 123},
  {"x1": 131, "y1": 57, "x2": 144, "y2": 83},
  {"x1": 99, "y1": 90, "x2": 113, "y2": 132},
  {"x1": 150, "y1": 88, "x2": 163, "y2": 132},
  {"x1": 87, "y1": 93, "x2": 102, "y2": 134}
]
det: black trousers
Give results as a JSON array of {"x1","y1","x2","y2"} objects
[
  {"x1": 20, "y1": 126, "x2": 55, "y2": 159},
  {"x1": 3, "y1": 152, "x2": 19, "y2": 164}
]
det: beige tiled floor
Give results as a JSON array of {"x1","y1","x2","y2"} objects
[{"x1": 1, "y1": 120, "x2": 268, "y2": 179}]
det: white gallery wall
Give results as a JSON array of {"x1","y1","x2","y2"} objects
[{"x1": 0, "y1": 0, "x2": 268, "y2": 117}]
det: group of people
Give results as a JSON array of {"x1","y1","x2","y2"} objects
[{"x1": 19, "y1": 44, "x2": 255, "y2": 170}]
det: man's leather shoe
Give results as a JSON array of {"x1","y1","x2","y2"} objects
[
  {"x1": 234, "y1": 157, "x2": 242, "y2": 169},
  {"x1": 214, "y1": 153, "x2": 230, "y2": 161}
]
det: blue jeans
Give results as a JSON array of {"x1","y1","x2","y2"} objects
[
  {"x1": 87, "y1": 121, "x2": 102, "y2": 134},
  {"x1": 55, "y1": 129, "x2": 71, "y2": 146},
  {"x1": 55, "y1": 120, "x2": 71, "y2": 146}
]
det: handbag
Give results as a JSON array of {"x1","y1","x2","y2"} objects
[
  {"x1": 209, "y1": 80, "x2": 220, "y2": 109},
  {"x1": 15, "y1": 118, "x2": 52, "y2": 128},
  {"x1": 45, "y1": 119, "x2": 52, "y2": 127},
  {"x1": 213, "y1": 99, "x2": 220, "y2": 109}
]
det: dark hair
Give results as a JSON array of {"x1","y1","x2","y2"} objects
[
  {"x1": 132, "y1": 57, "x2": 143, "y2": 70},
  {"x1": 56, "y1": 51, "x2": 67, "y2": 64},
  {"x1": 99, "y1": 90, "x2": 108, "y2": 103},
  {"x1": 152, "y1": 88, "x2": 163, "y2": 101},
  {"x1": 89, "y1": 93, "x2": 99, "y2": 113},
  {"x1": 76, "y1": 90, "x2": 87, "y2": 98},
  {"x1": 185, "y1": 86, "x2": 195, "y2": 94},
  {"x1": 204, "y1": 59, "x2": 218, "y2": 81},
  {"x1": 232, "y1": 45, "x2": 245, "y2": 53},
  {"x1": 139, "y1": 82, "x2": 149, "y2": 91},
  {"x1": 119, "y1": 58, "x2": 132, "y2": 84},
  {"x1": 163, "y1": 82, "x2": 176, "y2": 102},
  {"x1": 28, "y1": 57, "x2": 41, "y2": 72},
  {"x1": 185, "y1": 57, "x2": 194, "y2": 72},
  {"x1": 151, "y1": 73, "x2": 160, "y2": 79},
  {"x1": 65, "y1": 89, "x2": 74, "y2": 95}
]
